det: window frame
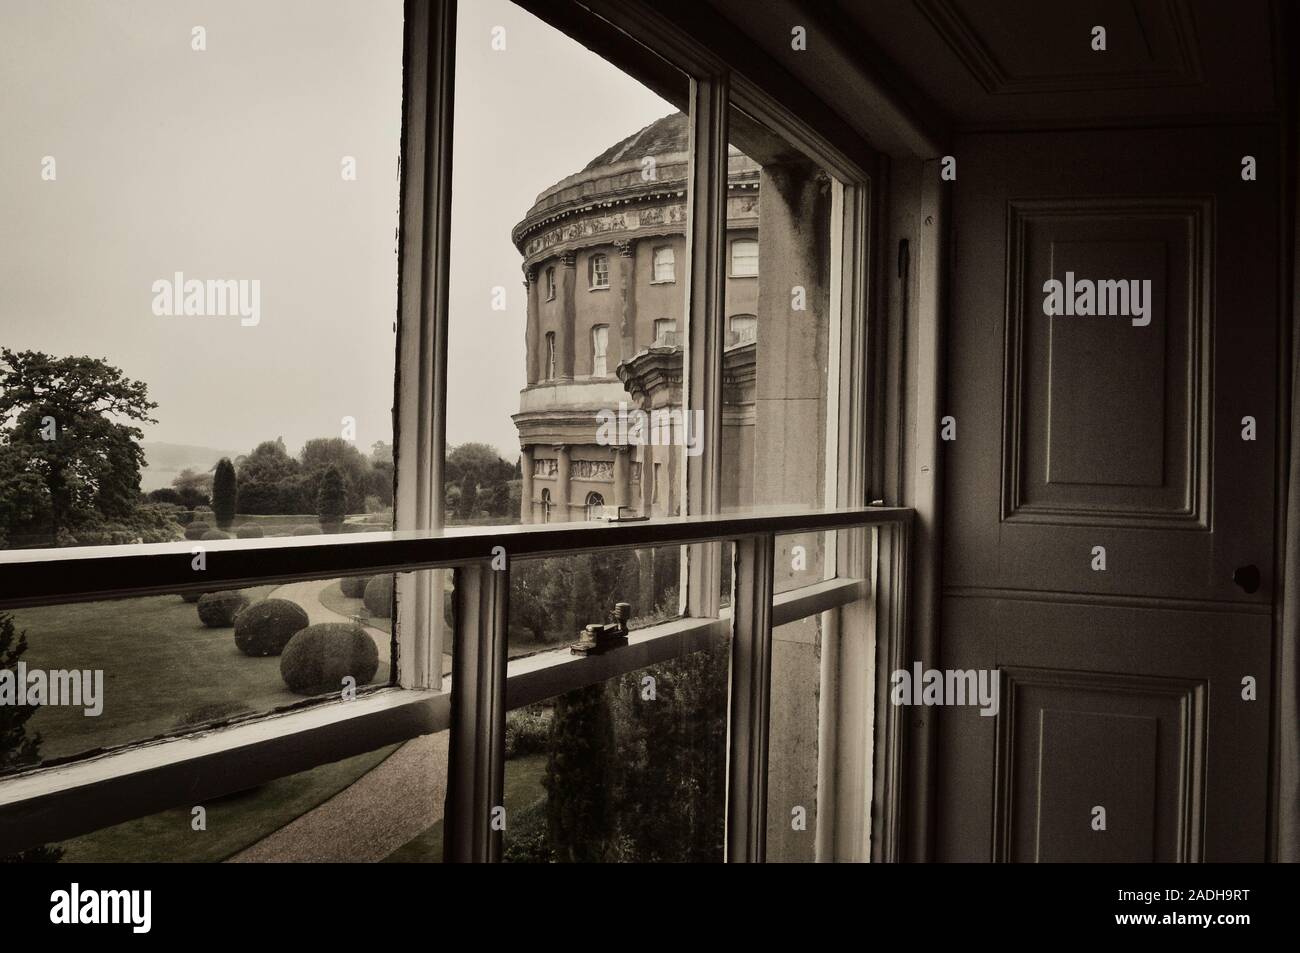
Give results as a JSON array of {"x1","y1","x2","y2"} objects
[
  {"x1": 545, "y1": 265, "x2": 556, "y2": 301},
  {"x1": 728, "y1": 237, "x2": 759, "y2": 277},
  {"x1": 588, "y1": 251, "x2": 610, "y2": 290},
  {"x1": 590, "y1": 322, "x2": 609, "y2": 376},
  {"x1": 651, "y1": 244, "x2": 676, "y2": 282},
  {"x1": 0, "y1": 0, "x2": 910, "y2": 865}
]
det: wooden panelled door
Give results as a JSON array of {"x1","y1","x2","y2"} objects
[{"x1": 938, "y1": 125, "x2": 1278, "y2": 861}]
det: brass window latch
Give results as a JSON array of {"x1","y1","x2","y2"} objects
[{"x1": 572, "y1": 602, "x2": 631, "y2": 655}]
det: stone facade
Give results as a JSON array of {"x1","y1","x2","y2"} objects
[{"x1": 513, "y1": 112, "x2": 762, "y2": 523}]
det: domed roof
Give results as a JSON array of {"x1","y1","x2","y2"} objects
[{"x1": 581, "y1": 113, "x2": 687, "y2": 171}]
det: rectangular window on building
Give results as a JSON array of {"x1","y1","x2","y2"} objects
[
  {"x1": 546, "y1": 266, "x2": 556, "y2": 301},
  {"x1": 591, "y1": 324, "x2": 609, "y2": 377},
  {"x1": 589, "y1": 253, "x2": 610, "y2": 290},
  {"x1": 652, "y1": 245, "x2": 676, "y2": 282},
  {"x1": 729, "y1": 238, "x2": 759, "y2": 277},
  {"x1": 653, "y1": 318, "x2": 677, "y2": 345},
  {"x1": 728, "y1": 314, "x2": 757, "y2": 346},
  {"x1": 545, "y1": 332, "x2": 557, "y2": 381}
]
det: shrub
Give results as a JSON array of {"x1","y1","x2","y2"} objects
[
  {"x1": 292, "y1": 524, "x2": 323, "y2": 536},
  {"x1": 233, "y1": 598, "x2": 309, "y2": 657},
  {"x1": 180, "y1": 589, "x2": 209, "y2": 604},
  {"x1": 200, "y1": 529, "x2": 231, "y2": 541},
  {"x1": 505, "y1": 707, "x2": 552, "y2": 759},
  {"x1": 317, "y1": 465, "x2": 347, "y2": 531},
  {"x1": 363, "y1": 574, "x2": 394, "y2": 618},
  {"x1": 197, "y1": 590, "x2": 250, "y2": 628},
  {"x1": 280, "y1": 623, "x2": 379, "y2": 695},
  {"x1": 184, "y1": 521, "x2": 210, "y2": 541},
  {"x1": 502, "y1": 797, "x2": 553, "y2": 864},
  {"x1": 212, "y1": 458, "x2": 237, "y2": 530},
  {"x1": 235, "y1": 524, "x2": 264, "y2": 539},
  {"x1": 340, "y1": 575, "x2": 371, "y2": 599}
]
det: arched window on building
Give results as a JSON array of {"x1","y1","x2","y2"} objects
[
  {"x1": 653, "y1": 318, "x2": 677, "y2": 346},
  {"x1": 591, "y1": 324, "x2": 609, "y2": 376},
  {"x1": 652, "y1": 245, "x2": 675, "y2": 282},
  {"x1": 545, "y1": 331, "x2": 556, "y2": 380},
  {"x1": 540, "y1": 487, "x2": 551, "y2": 524},
  {"x1": 729, "y1": 238, "x2": 758, "y2": 277},
  {"x1": 545, "y1": 266, "x2": 556, "y2": 301},
  {"x1": 588, "y1": 253, "x2": 609, "y2": 289},
  {"x1": 585, "y1": 491, "x2": 605, "y2": 521},
  {"x1": 728, "y1": 313, "x2": 757, "y2": 346}
]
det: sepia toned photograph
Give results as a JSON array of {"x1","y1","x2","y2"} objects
[{"x1": 0, "y1": 0, "x2": 1297, "y2": 926}]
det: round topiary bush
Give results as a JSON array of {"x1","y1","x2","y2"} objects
[
  {"x1": 340, "y1": 575, "x2": 371, "y2": 599},
  {"x1": 280, "y1": 623, "x2": 380, "y2": 695},
  {"x1": 184, "y1": 521, "x2": 210, "y2": 541},
  {"x1": 200, "y1": 529, "x2": 231, "y2": 541},
  {"x1": 363, "y1": 574, "x2": 394, "y2": 618},
  {"x1": 232, "y1": 598, "x2": 309, "y2": 657},
  {"x1": 236, "y1": 524, "x2": 264, "y2": 539},
  {"x1": 197, "y1": 590, "x2": 250, "y2": 628},
  {"x1": 292, "y1": 524, "x2": 323, "y2": 536}
]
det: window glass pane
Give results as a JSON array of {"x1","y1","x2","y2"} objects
[
  {"x1": 446, "y1": 0, "x2": 689, "y2": 531},
  {"x1": 653, "y1": 246, "x2": 675, "y2": 282},
  {"x1": 730, "y1": 238, "x2": 759, "y2": 277},
  {"x1": 0, "y1": 0, "x2": 403, "y2": 552},
  {"x1": 502, "y1": 645, "x2": 728, "y2": 863},
  {"x1": 37, "y1": 733, "x2": 448, "y2": 863},
  {"x1": 767, "y1": 612, "x2": 823, "y2": 862},
  {"x1": 720, "y1": 107, "x2": 839, "y2": 535},
  {"x1": 0, "y1": 568, "x2": 421, "y2": 774},
  {"x1": 591, "y1": 324, "x2": 609, "y2": 376},
  {"x1": 508, "y1": 544, "x2": 681, "y2": 658}
]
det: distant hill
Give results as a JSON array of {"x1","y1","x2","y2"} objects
[{"x1": 139, "y1": 442, "x2": 238, "y2": 491}]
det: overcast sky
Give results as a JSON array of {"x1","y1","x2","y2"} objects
[{"x1": 0, "y1": 0, "x2": 673, "y2": 465}]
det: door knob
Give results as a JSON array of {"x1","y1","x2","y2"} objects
[{"x1": 1233, "y1": 564, "x2": 1261, "y2": 595}]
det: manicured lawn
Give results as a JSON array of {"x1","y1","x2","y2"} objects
[
  {"x1": 382, "y1": 752, "x2": 548, "y2": 863},
  {"x1": 8, "y1": 581, "x2": 409, "y2": 860},
  {"x1": 58, "y1": 745, "x2": 400, "y2": 862},
  {"x1": 10, "y1": 585, "x2": 314, "y2": 762},
  {"x1": 318, "y1": 579, "x2": 392, "y2": 634}
]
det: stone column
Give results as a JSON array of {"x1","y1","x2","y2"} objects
[
  {"x1": 615, "y1": 239, "x2": 636, "y2": 364},
  {"x1": 520, "y1": 445, "x2": 535, "y2": 524},
  {"x1": 524, "y1": 267, "x2": 538, "y2": 385},
  {"x1": 613, "y1": 447, "x2": 630, "y2": 512},
  {"x1": 555, "y1": 444, "x2": 571, "y2": 522},
  {"x1": 558, "y1": 252, "x2": 577, "y2": 380}
]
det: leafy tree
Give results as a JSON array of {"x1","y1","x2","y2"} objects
[
  {"x1": 0, "y1": 349, "x2": 157, "y2": 539},
  {"x1": 171, "y1": 467, "x2": 212, "y2": 510},
  {"x1": 0, "y1": 613, "x2": 63, "y2": 863},
  {"x1": 445, "y1": 443, "x2": 516, "y2": 522},
  {"x1": 611, "y1": 646, "x2": 729, "y2": 862},
  {"x1": 0, "y1": 443, "x2": 49, "y2": 547},
  {"x1": 236, "y1": 438, "x2": 298, "y2": 486},
  {"x1": 370, "y1": 440, "x2": 393, "y2": 465},
  {"x1": 316, "y1": 465, "x2": 347, "y2": 530},
  {"x1": 212, "y1": 457, "x2": 237, "y2": 529},
  {"x1": 147, "y1": 487, "x2": 182, "y2": 505},
  {"x1": 544, "y1": 682, "x2": 617, "y2": 862},
  {"x1": 300, "y1": 438, "x2": 368, "y2": 513},
  {"x1": 365, "y1": 460, "x2": 394, "y2": 508}
]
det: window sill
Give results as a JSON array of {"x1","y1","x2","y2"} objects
[{"x1": 0, "y1": 687, "x2": 447, "y2": 856}]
